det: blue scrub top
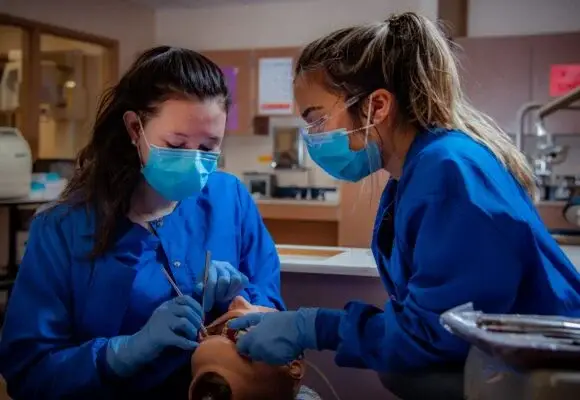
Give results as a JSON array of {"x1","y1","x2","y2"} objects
[
  {"x1": 0, "y1": 171, "x2": 284, "y2": 399},
  {"x1": 315, "y1": 128, "x2": 580, "y2": 373}
]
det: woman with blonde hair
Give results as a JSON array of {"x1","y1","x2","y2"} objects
[{"x1": 230, "y1": 12, "x2": 580, "y2": 399}]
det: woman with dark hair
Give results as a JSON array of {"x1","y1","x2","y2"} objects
[{"x1": 0, "y1": 46, "x2": 284, "y2": 399}]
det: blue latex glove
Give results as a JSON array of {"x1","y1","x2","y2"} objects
[
  {"x1": 106, "y1": 296, "x2": 203, "y2": 377},
  {"x1": 197, "y1": 260, "x2": 249, "y2": 313},
  {"x1": 228, "y1": 308, "x2": 319, "y2": 365}
]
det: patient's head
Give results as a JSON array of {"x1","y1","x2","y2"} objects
[{"x1": 189, "y1": 297, "x2": 304, "y2": 400}]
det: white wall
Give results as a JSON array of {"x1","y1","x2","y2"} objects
[
  {"x1": 156, "y1": 0, "x2": 438, "y2": 50},
  {"x1": 468, "y1": 0, "x2": 580, "y2": 37}
]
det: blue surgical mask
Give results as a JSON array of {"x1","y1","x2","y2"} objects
[
  {"x1": 301, "y1": 97, "x2": 382, "y2": 182},
  {"x1": 138, "y1": 125, "x2": 220, "y2": 201},
  {"x1": 302, "y1": 129, "x2": 382, "y2": 182}
]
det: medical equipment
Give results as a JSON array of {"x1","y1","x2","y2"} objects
[
  {"x1": 0, "y1": 127, "x2": 32, "y2": 199},
  {"x1": 442, "y1": 303, "x2": 580, "y2": 399},
  {"x1": 201, "y1": 250, "x2": 212, "y2": 323},
  {"x1": 515, "y1": 87, "x2": 580, "y2": 203},
  {"x1": 304, "y1": 359, "x2": 341, "y2": 400},
  {"x1": 441, "y1": 304, "x2": 580, "y2": 369},
  {"x1": 476, "y1": 314, "x2": 580, "y2": 341},
  {"x1": 161, "y1": 266, "x2": 184, "y2": 297},
  {"x1": 242, "y1": 172, "x2": 276, "y2": 198},
  {"x1": 161, "y1": 266, "x2": 209, "y2": 337}
]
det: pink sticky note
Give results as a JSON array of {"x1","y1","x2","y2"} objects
[{"x1": 550, "y1": 64, "x2": 580, "y2": 97}]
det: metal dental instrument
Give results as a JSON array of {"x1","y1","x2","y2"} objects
[
  {"x1": 161, "y1": 266, "x2": 208, "y2": 337},
  {"x1": 161, "y1": 267, "x2": 184, "y2": 297},
  {"x1": 201, "y1": 250, "x2": 212, "y2": 324},
  {"x1": 476, "y1": 314, "x2": 580, "y2": 341}
]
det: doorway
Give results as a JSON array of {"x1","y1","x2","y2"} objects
[
  {"x1": 0, "y1": 25, "x2": 24, "y2": 129},
  {"x1": 0, "y1": 13, "x2": 118, "y2": 159}
]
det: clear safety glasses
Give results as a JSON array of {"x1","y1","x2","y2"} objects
[{"x1": 302, "y1": 96, "x2": 361, "y2": 135}]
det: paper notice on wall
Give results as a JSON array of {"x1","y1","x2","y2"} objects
[
  {"x1": 258, "y1": 57, "x2": 294, "y2": 115},
  {"x1": 222, "y1": 66, "x2": 238, "y2": 131},
  {"x1": 550, "y1": 64, "x2": 580, "y2": 97}
]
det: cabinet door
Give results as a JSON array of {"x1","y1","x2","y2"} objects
[
  {"x1": 338, "y1": 171, "x2": 389, "y2": 248},
  {"x1": 455, "y1": 37, "x2": 533, "y2": 134},
  {"x1": 202, "y1": 50, "x2": 253, "y2": 135},
  {"x1": 531, "y1": 33, "x2": 580, "y2": 135}
]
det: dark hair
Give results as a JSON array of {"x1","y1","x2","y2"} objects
[
  {"x1": 295, "y1": 12, "x2": 534, "y2": 194},
  {"x1": 59, "y1": 46, "x2": 230, "y2": 258},
  {"x1": 190, "y1": 372, "x2": 231, "y2": 399}
]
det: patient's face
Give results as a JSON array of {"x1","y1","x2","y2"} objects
[{"x1": 189, "y1": 297, "x2": 304, "y2": 400}]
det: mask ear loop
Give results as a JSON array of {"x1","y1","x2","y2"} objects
[
  {"x1": 364, "y1": 95, "x2": 373, "y2": 147},
  {"x1": 365, "y1": 95, "x2": 381, "y2": 172},
  {"x1": 357, "y1": 95, "x2": 384, "y2": 211},
  {"x1": 135, "y1": 117, "x2": 149, "y2": 168}
]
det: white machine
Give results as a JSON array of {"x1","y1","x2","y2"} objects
[{"x1": 0, "y1": 127, "x2": 32, "y2": 199}]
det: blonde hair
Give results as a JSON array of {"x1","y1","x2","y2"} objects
[{"x1": 295, "y1": 12, "x2": 535, "y2": 194}]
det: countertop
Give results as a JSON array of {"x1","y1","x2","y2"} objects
[
  {"x1": 562, "y1": 245, "x2": 580, "y2": 267},
  {"x1": 255, "y1": 198, "x2": 339, "y2": 207},
  {"x1": 278, "y1": 245, "x2": 378, "y2": 277},
  {"x1": 278, "y1": 244, "x2": 580, "y2": 277}
]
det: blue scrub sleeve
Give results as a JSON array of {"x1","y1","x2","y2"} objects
[
  {"x1": 315, "y1": 198, "x2": 524, "y2": 372},
  {"x1": 0, "y1": 214, "x2": 112, "y2": 399},
  {"x1": 236, "y1": 181, "x2": 285, "y2": 311}
]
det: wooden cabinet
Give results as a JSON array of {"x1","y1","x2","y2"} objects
[
  {"x1": 338, "y1": 171, "x2": 389, "y2": 248},
  {"x1": 257, "y1": 201, "x2": 339, "y2": 246},
  {"x1": 455, "y1": 36, "x2": 533, "y2": 134},
  {"x1": 201, "y1": 50, "x2": 254, "y2": 135},
  {"x1": 530, "y1": 33, "x2": 580, "y2": 135},
  {"x1": 202, "y1": 47, "x2": 301, "y2": 135}
]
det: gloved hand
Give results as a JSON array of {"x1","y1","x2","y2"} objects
[
  {"x1": 197, "y1": 260, "x2": 249, "y2": 313},
  {"x1": 228, "y1": 308, "x2": 319, "y2": 365},
  {"x1": 106, "y1": 296, "x2": 203, "y2": 377}
]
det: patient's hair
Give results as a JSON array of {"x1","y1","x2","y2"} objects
[{"x1": 190, "y1": 372, "x2": 232, "y2": 400}]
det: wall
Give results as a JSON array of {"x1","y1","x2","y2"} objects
[
  {"x1": 468, "y1": 0, "x2": 580, "y2": 37},
  {"x1": 468, "y1": 0, "x2": 580, "y2": 174},
  {"x1": 156, "y1": 0, "x2": 438, "y2": 51},
  {"x1": 156, "y1": 0, "x2": 437, "y2": 186},
  {"x1": 0, "y1": 0, "x2": 156, "y2": 72}
]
